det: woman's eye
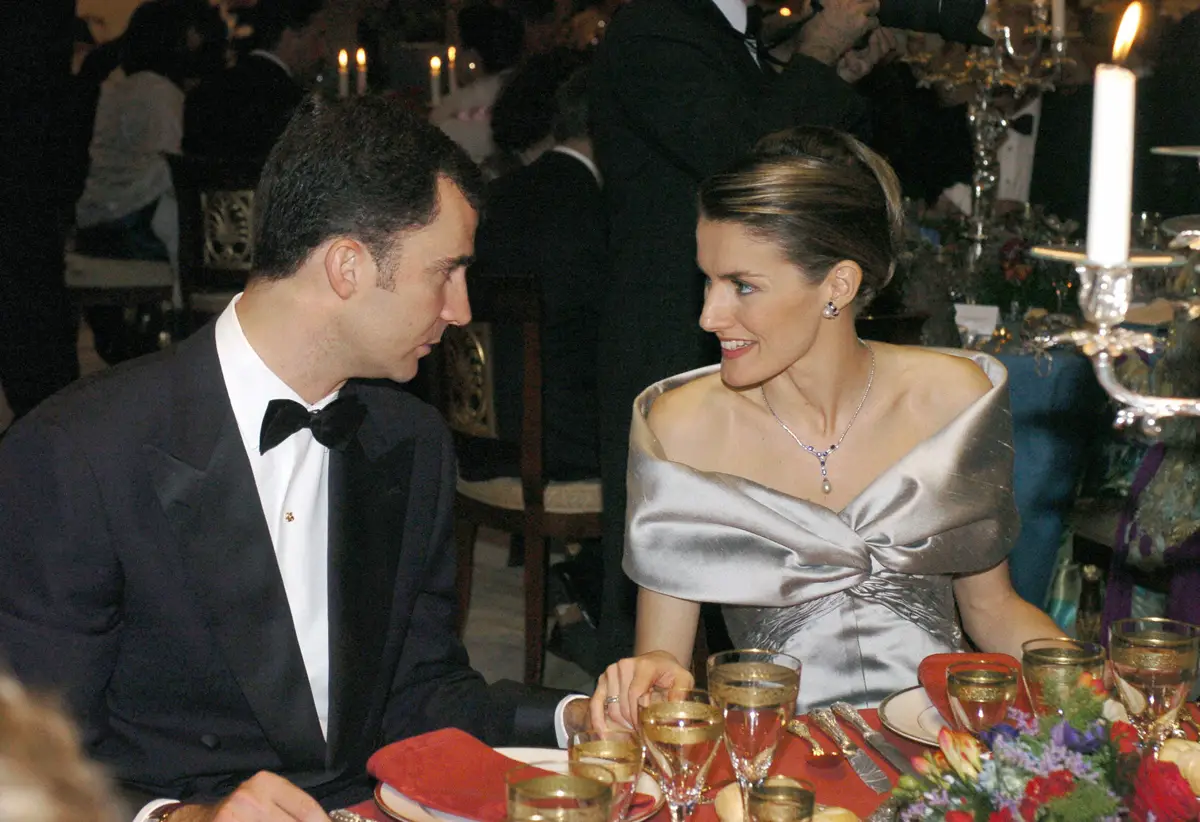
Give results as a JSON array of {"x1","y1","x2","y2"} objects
[{"x1": 733, "y1": 279, "x2": 754, "y2": 295}]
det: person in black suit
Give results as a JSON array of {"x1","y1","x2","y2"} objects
[
  {"x1": 183, "y1": 0, "x2": 327, "y2": 160},
  {"x1": 589, "y1": 0, "x2": 893, "y2": 663},
  {"x1": 0, "y1": 96, "x2": 588, "y2": 822}
]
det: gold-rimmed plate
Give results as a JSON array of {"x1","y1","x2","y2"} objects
[
  {"x1": 877, "y1": 686, "x2": 948, "y2": 747},
  {"x1": 375, "y1": 747, "x2": 665, "y2": 822}
]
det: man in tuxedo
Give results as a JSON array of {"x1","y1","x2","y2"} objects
[
  {"x1": 0, "y1": 96, "x2": 586, "y2": 822},
  {"x1": 183, "y1": 0, "x2": 326, "y2": 159},
  {"x1": 589, "y1": 0, "x2": 892, "y2": 663}
]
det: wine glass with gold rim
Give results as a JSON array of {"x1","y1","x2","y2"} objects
[
  {"x1": 1021, "y1": 638, "x2": 1105, "y2": 716},
  {"x1": 506, "y1": 760, "x2": 615, "y2": 822},
  {"x1": 747, "y1": 779, "x2": 816, "y2": 822},
  {"x1": 570, "y1": 729, "x2": 643, "y2": 822},
  {"x1": 706, "y1": 650, "x2": 801, "y2": 817},
  {"x1": 1110, "y1": 617, "x2": 1200, "y2": 752},
  {"x1": 636, "y1": 687, "x2": 724, "y2": 822},
  {"x1": 946, "y1": 659, "x2": 1020, "y2": 734}
]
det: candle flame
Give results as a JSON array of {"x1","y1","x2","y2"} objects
[
  {"x1": 1112, "y1": 2, "x2": 1141, "y2": 63},
  {"x1": 468, "y1": 62, "x2": 476, "y2": 70},
  {"x1": 431, "y1": 56, "x2": 442, "y2": 70},
  {"x1": 338, "y1": 49, "x2": 348, "y2": 68},
  {"x1": 356, "y1": 47, "x2": 366, "y2": 68},
  {"x1": 448, "y1": 46, "x2": 457, "y2": 62},
  {"x1": 778, "y1": 6, "x2": 792, "y2": 16}
]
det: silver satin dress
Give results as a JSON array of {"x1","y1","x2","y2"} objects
[{"x1": 623, "y1": 351, "x2": 1019, "y2": 712}]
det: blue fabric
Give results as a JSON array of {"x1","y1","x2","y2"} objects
[{"x1": 998, "y1": 351, "x2": 1109, "y2": 606}]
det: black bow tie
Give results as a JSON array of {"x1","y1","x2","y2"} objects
[
  {"x1": 1009, "y1": 114, "x2": 1036, "y2": 136},
  {"x1": 259, "y1": 396, "x2": 367, "y2": 454}
]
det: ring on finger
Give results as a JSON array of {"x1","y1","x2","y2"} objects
[{"x1": 604, "y1": 696, "x2": 621, "y2": 705}]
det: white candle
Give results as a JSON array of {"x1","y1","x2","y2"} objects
[
  {"x1": 337, "y1": 49, "x2": 349, "y2": 98},
  {"x1": 1085, "y1": 3, "x2": 1141, "y2": 266},
  {"x1": 430, "y1": 56, "x2": 442, "y2": 107},
  {"x1": 356, "y1": 47, "x2": 368, "y2": 96},
  {"x1": 1051, "y1": 0, "x2": 1065, "y2": 41},
  {"x1": 447, "y1": 45, "x2": 458, "y2": 93}
]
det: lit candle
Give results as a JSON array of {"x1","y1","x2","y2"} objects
[
  {"x1": 1085, "y1": 2, "x2": 1140, "y2": 266},
  {"x1": 430, "y1": 55, "x2": 442, "y2": 107},
  {"x1": 447, "y1": 45, "x2": 458, "y2": 93},
  {"x1": 337, "y1": 49, "x2": 349, "y2": 99},
  {"x1": 356, "y1": 47, "x2": 368, "y2": 96},
  {"x1": 1051, "y1": 0, "x2": 1065, "y2": 41}
]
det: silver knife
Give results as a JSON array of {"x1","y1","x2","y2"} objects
[
  {"x1": 809, "y1": 707, "x2": 892, "y2": 793},
  {"x1": 832, "y1": 702, "x2": 919, "y2": 779}
]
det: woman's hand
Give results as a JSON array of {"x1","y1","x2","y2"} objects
[{"x1": 589, "y1": 651, "x2": 695, "y2": 731}]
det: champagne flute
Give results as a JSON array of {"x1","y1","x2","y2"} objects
[
  {"x1": 570, "y1": 729, "x2": 643, "y2": 822},
  {"x1": 946, "y1": 660, "x2": 1020, "y2": 733},
  {"x1": 706, "y1": 649, "x2": 801, "y2": 815},
  {"x1": 637, "y1": 688, "x2": 724, "y2": 822},
  {"x1": 506, "y1": 760, "x2": 615, "y2": 822},
  {"x1": 1110, "y1": 617, "x2": 1200, "y2": 751},
  {"x1": 1021, "y1": 638, "x2": 1105, "y2": 716},
  {"x1": 747, "y1": 780, "x2": 816, "y2": 822}
]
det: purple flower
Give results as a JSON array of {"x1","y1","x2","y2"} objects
[
  {"x1": 981, "y1": 723, "x2": 1020, "y2": 749},
  {"x1": 1050, "y1": 720, "x2": 1108, "y2": 754},
  {"x1": 1006, "y1": 707, "x2": 1039, "y2": 735}
]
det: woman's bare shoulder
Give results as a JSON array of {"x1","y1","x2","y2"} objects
[
  {"x1": 646, "y1": 373, "x2": 730, "y2": 459},
  {"x1": 887, "y1": 346, "x2": 995, "y2": 428}
]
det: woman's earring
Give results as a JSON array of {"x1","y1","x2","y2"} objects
[{"x1": 822, "y1": 301, "x2": 840, "y2": 319}]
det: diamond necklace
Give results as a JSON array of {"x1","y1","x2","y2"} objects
[{"x1": 761, "y1": 342, "x2": 876, "y2": 495}]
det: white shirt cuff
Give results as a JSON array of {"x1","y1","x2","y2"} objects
[
  {"x1": 133, "y1": 798, "x2": 179, "y2": 822},
  {"x1": 554, "y1": 694, "x2": 589, "y2": 748}
]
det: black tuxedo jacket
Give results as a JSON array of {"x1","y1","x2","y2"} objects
[
  {"x1": 0, "y1": 327, "x2": 563, "y2": 809},
  {"x1": 183, "y1": 54, "x2": 303, "y2": 160},
  {"x1": 472, "y1": 150, "x2": 606, "y2": 480}
]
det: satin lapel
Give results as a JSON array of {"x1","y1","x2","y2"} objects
[
  {"x1": 326, "y1": 390, "x2": 413, "y2": 767},
  {"x1": 145, "y1": 330, "x2": 326, "y2": 769}
]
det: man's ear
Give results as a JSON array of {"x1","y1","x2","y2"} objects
[
  {"x1": 324, "y1": 239, "x2": 367, "y2": 300},
  {"x1": 825, "y1": 260, "x2": 863, "y2": 311}
]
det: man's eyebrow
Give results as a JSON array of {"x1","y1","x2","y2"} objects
[{"x1": 432, "y1": 254, "x2": 475, "y2": 272}]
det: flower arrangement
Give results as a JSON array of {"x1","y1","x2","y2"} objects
[{"x1": 891, "y1": 672, "x2": 1200, "y2": 822}]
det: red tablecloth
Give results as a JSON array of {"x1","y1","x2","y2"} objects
[{"x1": 350, "y1": 709, "x2": 930, "y2": 822}]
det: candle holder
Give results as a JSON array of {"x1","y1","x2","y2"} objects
[{"x1": 1029, "y1": 244, "x2": 1197, "y2": 430}]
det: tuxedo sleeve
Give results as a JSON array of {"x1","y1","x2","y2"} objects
[
  {"x1": 0, "y1": 417, "x2": 123, "y2": 749},
  {"x1": 380, "y1": 424, "x2": 568, "y2": 748},
  {"x1": 600, "y1": 32, "x2": 870, "y2": 181}
]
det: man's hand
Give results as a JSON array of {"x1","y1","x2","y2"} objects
[
  {"x1": 169, "y1": 772, "x2": 329, "y2": 822},
  {"x1": 793, "y1": 0, "x2": 881, "y2": 66},
  {"x1": 835, "y1": 27, "x2": 898, "y2": 83},
  {"x1": 589, "y1": 651, "x2": 694, "y2": 732}
]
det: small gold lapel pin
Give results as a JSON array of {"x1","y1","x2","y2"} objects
[{"x1": 285, "y1": 512, "x2": 295, "y2": 522}]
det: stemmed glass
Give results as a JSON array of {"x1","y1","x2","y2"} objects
[
  {"x1": 747, "y1": 780, "x2": 816, "y2": 822},
  {"x1": 636, "y1": 688, "x2": 724, "y2": 822},
  {"x1": 570, "y1": 729, "x2": 644, "y2": 822},
  {"x1": 1021, "y1": 638, "x2": 1105, "y2": 716},
  {"x1": 1110, "y1": 618, "x2": 1200, "y2": 752},
  {"x1": 946, "y1": 660, "x2": 1020, "y2": 733},
  {"x1": 506, "y1": 760, "x2": 615, "y2": 822},
  {"x1": 705, "y1": 649, "x2": 801, "y2": 817}
]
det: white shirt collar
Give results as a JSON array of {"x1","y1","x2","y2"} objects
[
  {"x1": 551, "y1": 145, "x2": 602, "y2": 186},
  {"x1": 214, "y1": 294, "x2": 336, "y2": 459},
  {"x1": 249, "y1": 49, "x2": 293, "y2": 78},
  {"x1": 710, "y1": 0, "x2": 748, "y2": 34}
]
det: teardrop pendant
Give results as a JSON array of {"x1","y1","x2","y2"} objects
[{"x1": 822, "y1": 479, "x2": 832, "y2": 494}]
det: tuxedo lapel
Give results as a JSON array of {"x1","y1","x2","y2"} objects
[
  {"x1": 145, "y1": 330, "x2": 326, "y2": 769},
  {"x1": 326, "y1": 385, "x2": 414, "y2": 766}
]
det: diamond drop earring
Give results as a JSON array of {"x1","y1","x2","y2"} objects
[{"x1": 822, "y1": 301, "x2": 840, "y2": 319}]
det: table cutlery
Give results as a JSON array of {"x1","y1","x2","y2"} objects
[
  {"x1": 785, "y1": 718, "x2": 843, "y2": 766},
  {"x1": 809, "y1": 708, "x2": 891, "y2": 793},
  {"x1": 330, "y1": 810, "x2": 373, "y2": 822},
  {"x1": 831, "y1": 702, "x2": 918, "y2": 778}
]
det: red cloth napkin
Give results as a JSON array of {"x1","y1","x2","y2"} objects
[
  {"x1": 367, "y1": 728, "x2": 520, "y2": 822},
  {"x1": 918, "y1": 652, "x2": 1031, "y2": 728}
]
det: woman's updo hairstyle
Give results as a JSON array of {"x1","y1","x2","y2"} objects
[{"x1": 698, "y1": 126, "x2": 904, "y2": 307}]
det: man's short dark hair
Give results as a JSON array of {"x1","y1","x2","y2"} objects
[
  {"x1": 250, "y1": 0, "x2": 325, "y2": 51},
  {"x1": 252, "y1": 95, "x2": 484, "y2": 282},
  {"x1": 552, "y1": 68, "x2": 590, "y2": 144}
]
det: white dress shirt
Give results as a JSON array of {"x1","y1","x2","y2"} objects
[
  {"x1": 943, "y1": 96, "x2": 1042, "y2": 212},
  {"x1": 551, "y1": 145, "x2": 602, "y2": 185}
]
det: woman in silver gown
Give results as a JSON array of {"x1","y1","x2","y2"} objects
[{"x1": 590, "y1": 127, "x2": 1062, "y2": 726}]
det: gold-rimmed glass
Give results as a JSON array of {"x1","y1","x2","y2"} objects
[
  {"x1": 637, "y1": 688, "x2": 724, "y2": 822},
  {"x1": 747, "y1": 780, "x2": 816, "y2": 822},
  {"x1": 947, "y1": 660, "x2": 1020, "y2": 733},
  {"x1": 706, "y1": 649, "x2": 801, "y2": 816},
  {"x1": 506, "y1": 760, "x2": 615, "y2": 822},
  {"x1": 1110, "y1": 617, "x2": 1200, "y2": 750},
  {"x1": 1021, "y1": 638, "x2": 1106, "y2": 715},
  {"x1": 570, "y1": 729, "x2": 643, "y2": 822}
]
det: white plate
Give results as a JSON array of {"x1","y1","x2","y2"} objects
[
  {"x1": 1152, "y1": 146, "x2": 1200, "y2": 158},
  {"x1": 877, "y1": 686, "x2": 948, "y2": 747},
  {"x1": 376, "y1": 746, "x2": 665, "y2": 822},
  {"x1": 1162, "y1": 214, "x2": 1200, "y2": 238}
]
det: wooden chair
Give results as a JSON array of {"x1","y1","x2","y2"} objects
[
  {"x1": 435, "y1": 274, "x2": 602, "y2": 684},
  {"x1": 166, "y1": 154, "x2": 261, "y2": 330}
]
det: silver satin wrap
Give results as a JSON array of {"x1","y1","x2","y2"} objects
[{"x1": 623, "y1": 351, "x2": 1019, "y2": 712}]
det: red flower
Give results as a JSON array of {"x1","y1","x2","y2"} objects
[
  {"x1": 1129, "y1": 756, "x2": 1200, "y2": 822},
  {"x1": 1111, "y1": 721, "x2": 1139, "y2": 755},
  {"x1": 988, "y1": 811, "x2": 1014, "y2": 822},
  {"x1": 1077, "y1": 671, "x2": 1108, "y2": 696},
  {"x1": 1019, "y1": 796, "x2": 1040, "y2": 822},
  {"x1": 946, "y1": 812, "x2": 974, "y2": 822},
  {"x1": 1024, "y1": 776, "x2": 1050, "y2": 804},
  {"x1": 1046, "y1": 769, "x2": 1075, "y2": 798}
]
